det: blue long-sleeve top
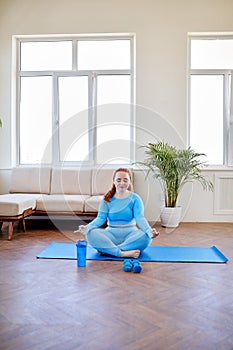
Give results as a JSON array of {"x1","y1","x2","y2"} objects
[{"x1": 86, "y1": 192, "x2": 153, "y2": 238}]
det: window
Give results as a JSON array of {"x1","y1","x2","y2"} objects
[
  {"x1": 17, "y1": 35, "x2": 135, "y2": 165},
  {"x1": 189, "y1": 35, "x2": 233, "y2": 166}
]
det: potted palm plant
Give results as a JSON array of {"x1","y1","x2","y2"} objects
[{"x1": 137, "y1": 141, "x2": 213, "y2": 227}]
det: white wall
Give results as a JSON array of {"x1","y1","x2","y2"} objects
[{"x1": 0, "y1": 0, "x2": 233, "y2": 222}]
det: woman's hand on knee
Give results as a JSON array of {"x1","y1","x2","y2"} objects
[
  {"x1": 74, "y1": 225, "x2": 87, "y2": 238},
  {"x1": 151, "y1": 228, "x2": 159, "y2": 239},
  {"x1": 79, "y1": 224, "x2": 87, "y2": 232}
]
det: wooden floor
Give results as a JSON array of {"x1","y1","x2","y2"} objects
[{"x1": 0, "y1": 220, "x2": 233, "y2": 350}]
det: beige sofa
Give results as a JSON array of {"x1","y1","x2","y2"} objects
[{"x1": 0, "y1": 166, "x2": 120, "y2": 240}]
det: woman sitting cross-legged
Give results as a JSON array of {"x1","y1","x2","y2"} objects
[{"x1": 75, "y1": 168, "x2": 159, "y2": 259}]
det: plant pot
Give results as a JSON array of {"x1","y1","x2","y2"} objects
[{"x1": 160, "y1": 206, "x2": 182, "y2": 228}]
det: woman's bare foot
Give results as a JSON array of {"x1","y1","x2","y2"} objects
[{"x1": 120, "y1": 249, "x2": 140, "y2": 258}]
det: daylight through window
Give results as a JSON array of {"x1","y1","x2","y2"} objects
[
  {"x1": 189, "y1": 36, "x2": 233, "y2": 166},
  {"x1": 17, "y1": 35, "x2": 135, "y2": 165}
]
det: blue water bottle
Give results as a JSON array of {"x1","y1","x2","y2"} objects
[{"x1": 76, "y1": 240, "x2": 87, "y2": 267}]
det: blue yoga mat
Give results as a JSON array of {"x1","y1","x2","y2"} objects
[{"x1": 37, "y1": 242, "x2": 228, "y2": 263}]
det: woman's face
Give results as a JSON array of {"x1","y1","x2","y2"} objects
[{"x1": 113, "y1": 171, "x2": 131, "y2": 193}]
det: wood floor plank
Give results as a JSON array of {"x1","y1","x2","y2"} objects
[{"x1": 0, "y1": 220, "x2": 233, "y2": 350}]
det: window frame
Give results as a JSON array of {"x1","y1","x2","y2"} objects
[
  {"x1": 188, "y1": 33, "x2": 233, "y2": 167},
  {"x1": 14, "y1": 34, "x2": 136, "y2": 167}
]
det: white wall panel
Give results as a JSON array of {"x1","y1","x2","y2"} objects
[{"x1": 214, "y1": 174, "x2": 233, "y2": 214}]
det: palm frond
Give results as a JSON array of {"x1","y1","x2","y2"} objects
[{"x1": 135, "y1": 142, "x2": 213, "y2": 207}]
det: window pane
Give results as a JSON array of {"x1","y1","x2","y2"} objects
[
  {"x1": 78, "y1": 40, "x2": 131, "y2": 70},
  {"x1": 20, "y1": 77, "x2": 52, "y2": 163},
  {"x1": 229, "y1": 75, "x2": 233, "y2": 166},
  {"x1": 20, "y1": 41, "x2": 72, "y2": 71},
  {"x1": 96, "y1": 75, "x2": 131, "y2": 164},
  {"x1": 96, "y1": 124, "x2": 131, "y2": 164},
  {"x1": 17, "y1": 36, "x2": 134, "y2": 166},
  {"x1": 97, "y1": 75, "x2": 131, "y2": 104},
  {"x1": 191, "y1": 39, "x2": 233, "y2": 69},
  {"x1": 190, "y1": 75, "x2": 224, "y2": 165},
  {"x1": 58, "y1": 76, "x2": 89, "y2": 162}
]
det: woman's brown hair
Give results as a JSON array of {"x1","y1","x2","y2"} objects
[{"x1": 104, "y1": 168, "x2": 133, "y2": 202}]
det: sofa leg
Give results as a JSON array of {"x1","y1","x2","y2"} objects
[
  {"x1": 22, "y1": 218, "x2": 26, "y2": 232},
  {"x1": 8, "y1": 222, "x2": 14, "y2": 241},
  {"x1": 18, "y1": 218, "x2": 26, "y2": 232}
]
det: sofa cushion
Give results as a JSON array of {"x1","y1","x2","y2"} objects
[
  {"x1": 10, "y1": 167, "x2": 51, "y2": 194},
  {"x1": 91, "y1": 168, "x2": 115, "y2": 195},
  {"x1": 0, "y1": 193, "x2": 39, "y2": 216},
  {"x1": 84, "y1": 195, "x2": 103, "y2": 212},
  {"x1": 36, "y1": 194, "x2": 90, "y2": 212},
  {"x1": 51, "y1": 168, "x2": 91, "y2": 195}
]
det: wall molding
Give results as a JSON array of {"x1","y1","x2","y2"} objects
[{"x1": 214, "y1": 173, "x2": 233, "y2": 215}]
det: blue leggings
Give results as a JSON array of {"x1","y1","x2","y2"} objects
[{"x1": 86, "y1": 226, "x2": 152, "y2": 257}]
